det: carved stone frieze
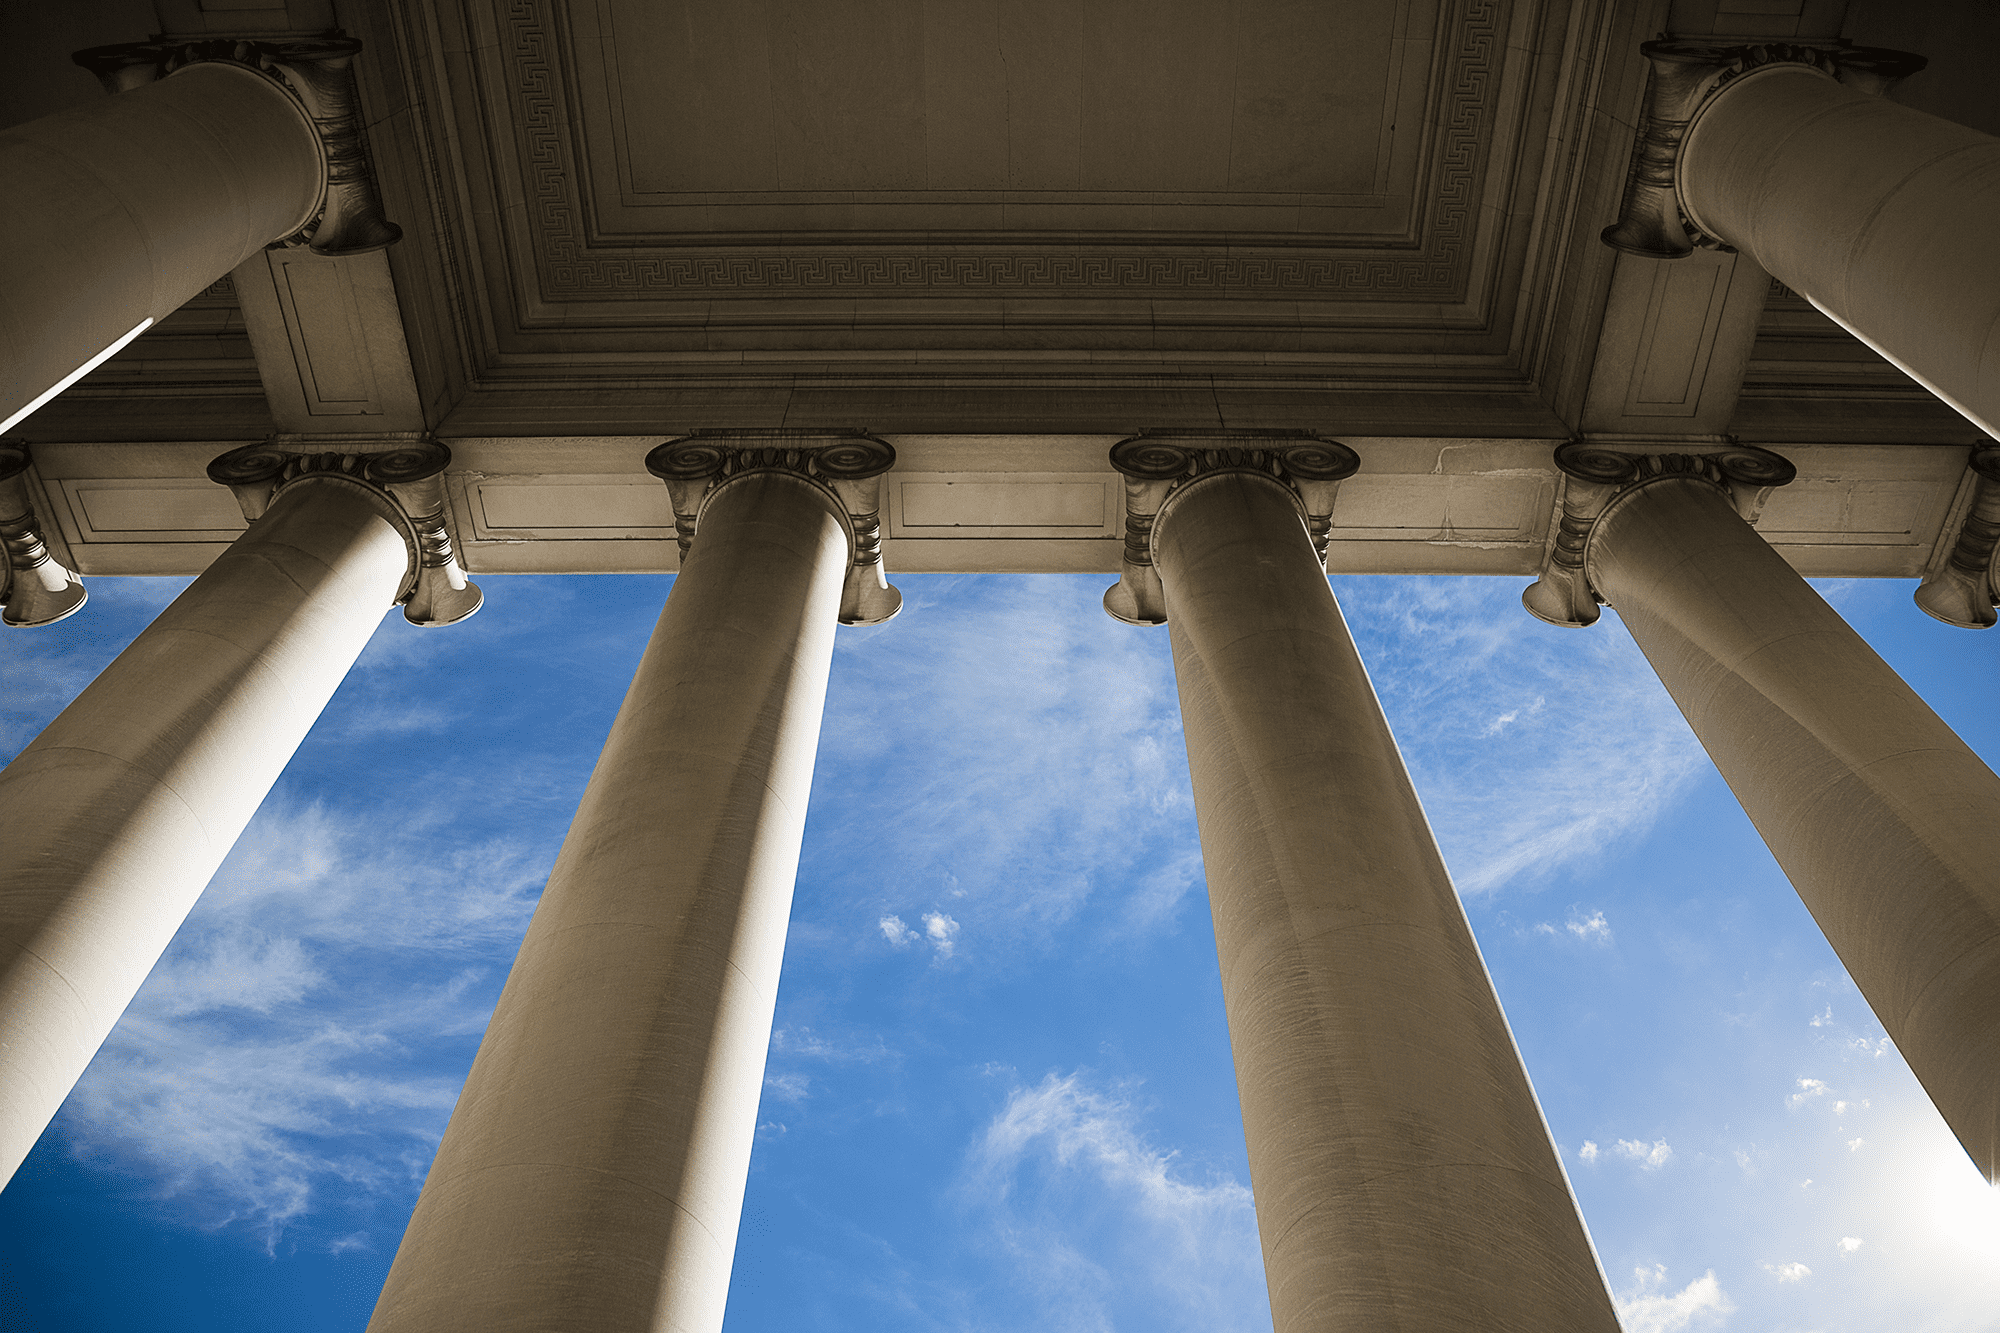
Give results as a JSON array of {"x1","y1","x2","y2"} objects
[
  {"x1": 645, "y1": 432, "x2": 902, "y2": 627},
  {"x1": 72, "y1": 34, "x2": 402, "y2": 256},
  {"x1": 1915, "y1": 444, "x2": 2000, "y2": 629},
  {"x1": 1523, "y1": 438, "x2": 1796, "y2": 627},
  {"x1": 0, "y1": 442, "x2": 87, "y2": 629},
  {"x1": 207, "y1": 436, "x2": 481, "y2": 626},
  {"x1": 1103, "y1": 431, "x2": 1361, "y2": 626},
  {"x1": 1602, "y1": 41, "x2": 1926, "y2": 260}
]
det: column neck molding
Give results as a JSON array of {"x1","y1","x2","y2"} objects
[
  {"x1": 1103, "y1": 431, "x2": 1360, "y2": 626},
  {"x1": 1916, "y1": 444, "x2": 2000, "y2": 629},
  {"x1": 0, "y1": 442, "x2": 86, "y2": 629},
  {"x1": 1523, "y1": 438, "x2": 1796, "y2": 628},
  {"x1": 645, "y1": 431, "x2": 902, "y2": 626},
  {"x1": 71, "y1": 34, "x2": 402, "y2": 257},
  {"x1": 1602, "y1": 39, "x2": 1925, "y2": 260},
  {"x1": 207, "y1": 435, "x2": 481, "y2": 627}
]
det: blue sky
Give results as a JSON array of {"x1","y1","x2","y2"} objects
[{"x1": 1, "y1": 567, "x2": 1997, "y2": 1332}]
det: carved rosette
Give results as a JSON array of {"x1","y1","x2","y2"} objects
[
  {"x1": 1602, "y1": 41, "x2": 1925, "y2": 260},
  {"x1": 645, "y1": 431, "x2": 902, "y2": 627},
  {"x1": 207, "y1": 436, "x2": 481, "y2": 627},
  {"x1": 1523, "y1": 439, "x2": 1796, "y2": 627},
  {"x1": 72, "y1": 34, "x2": 402, "y2": 256},
  {"x1": 1103, "y1": 431, "x2": 1361, "y2": 626},
  {"x1": 1914, "y1": 444, "x2": 2000, "y2": 629},
  {"x1": 0, "y1": 442, "x2": 87, "y2": 629}
]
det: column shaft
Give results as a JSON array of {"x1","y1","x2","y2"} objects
[
  {"x1": 1591, "y1": 478, "x2": 2000, "y2": 1179},
  {"x1": 0, "y1": 478, "x2": 406, "y2": 1181},
  {"x1": 1678, "y1": 66, "x2": 2000, "y2": 435},
  {"x1": 1156, "y1": 472, "x2": 1617, "y2": 1333},
  {"x1": 0, "y1": 62, "x2": 322, "y2": 428},
  {"x1": 368, "y1": 471, "x2": 849, "y2": 1333}
]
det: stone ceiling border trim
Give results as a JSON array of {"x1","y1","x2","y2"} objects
[{"x1": 500, "y1": 0, "x2": 1502, "y2": 301}]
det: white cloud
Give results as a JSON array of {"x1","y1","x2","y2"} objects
[
  {"x1": 1811, "y1": 1006, "x2": 1833, "y2": 1027},
  {"x1": 1839, "y1": 1236, "x2": 1864, "y2": 1255},
  {"x1": 879, "y1": 914, "x2": 918, "y2": 948},
  {"x1": 55, "y1": 794, "x2": 546, "y2": 1244},
  {"x1": 966, "y1": 1072, "x2": 1267, "y2": 1332},
  {"x1": 1616, "y1": 1138, "x2": 1674, "y2": 1170},
  {"x1": 1567, "y1": 910, "x2": 1610, "y2": 943},
  {"x1": 1332, "y1": 579, "x2": 1707, "y2": 895},
  {"x1": 1579, "y1": 1139, "x2": 1600, "y2": 1163},
  {"x1": 1789, "y1": 1077, "x2": 1831, "y2": 1109},
  {"x1": 764, "y1": 1072, "x2": 811, "y2": 1104},
  {"x1": 923, "y1": 911, "x2": 960, "y2": 960},
  {"x1": 1763, "y1": 1261, "x2": 1812, "y2": 1283},
  {"x1": 1614, "y1": 1266, "x2": 1734, "y2": 1333},
  {"x1": 1848, "y1": 1138, "x2": 1866, "y2": 1152}
]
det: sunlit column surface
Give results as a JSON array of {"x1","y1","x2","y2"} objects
[
  {"x1": 0, "y1": 63, "x2": 321, "y2": 432},
  {"x1": 1155, "y1": 470, "x2": 1619, "y2": 1333},
  {"x1": 1676, "y1": 60, "x2": 2000, "y2": 436},
  {"x1": 1589, "y1": 476, "x2": 2000, "y2": 1182},
  {"x1": 0, "y1": 479, "x2": 408, "y2": 1184},
  {"x1": 368, "y1": 471, "x2": 850, "y2": 1333}
]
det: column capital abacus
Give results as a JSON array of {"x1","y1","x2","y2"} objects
[
  {"x1": 207, "y1": 435, "x2": 481, "y2": 626},
  {"x1": 1102, "y1": 431, "x2": 1359, "y2": 626},
  {"x1": 1523, "y1": 438, "x2": 1796, "y2": 628},
  {"x1": 1915, "y1": 444, "x2": 2000, "y2": 629},
  {"x1": 1601, "y1": 40, "x2": 1925, "y2": 260},
  {"x1": 0, "y1": 442, "x2": 86, "y2": 629},
  {"x1": 71, "y1": 33, "x2": 401, "y2": 257},
  {"x1": 645, "y1": 430, "x2": 902, "y2": 626}
]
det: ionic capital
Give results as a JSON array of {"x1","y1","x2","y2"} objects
[
  {"x1": 1915, "y1": 444, "x2": 2000, "y2": 629},
  {"x1": 207, "y1": 436, "x2": 481, "y2": 627},
  {"x1": 645, "y1": 431, "x2": 902, "y2": 627},
  {"x1": 0, "y1": 442, "x2": 86, "y2": 629},
  {"x1": 71, "y1": 34, "x2": 401, "y2": 256},
  {"x1": 1102, "y1": 431, "x2": 1360, "y2": 626},
  {"x1": 1601, "y1": 41, "x2": 1925, "y2": 260},
  {"x1": 1523, "y1": 439, "x2": 1796, "y2": 628}
]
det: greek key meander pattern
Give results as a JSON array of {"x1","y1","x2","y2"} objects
[{"x1": 502, "y1": 0, "x2": 1500, "y2": 301}]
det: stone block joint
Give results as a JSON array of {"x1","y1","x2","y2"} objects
[
  {"x1": 1103, "y1": 430, "x2": 1360, "y2": 626},
  {"x1": 1523, "y1": 439, "x2": 1795, "y2": 627},
  {"x1": 72, "y1": 33, "x2": 403, "y2": 257},
  {"x1": 646, "y1": 430, "x2": 902, "y2": 627},
  {"x1": 207, "y1": 436, "x2": 481, "y2": 626}
]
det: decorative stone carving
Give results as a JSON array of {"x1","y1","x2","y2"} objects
[
  {"x1": 0, "y1": 442, "x2": 86, "y2": 629},
  {"x1": 207, "y1": 436, "x2": 481, "y2": 626},
  {"x1": 72, "y1": 35, "x2": 402, "y2": 257},
  {"x1": 1523, "y1": 439, "x2": 1796, "y2": 628},
  {"x1": 645, "y1": 432, "x2": 902, "y2": 627},
  {"x1": 1103, "y1": 431, "x2": 1361, "y2": 626},
  {"x1": 1602, "y1": 42, "x2": 1926, "y2": 260},
  {"x1": 1915, "y1": 444, "x2": 2000, "y2": 629}
]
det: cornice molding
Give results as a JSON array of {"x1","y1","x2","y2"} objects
[
  {"x1": 1103, "y1": 430, "x2": 1361, "y2": 625},
  {"x1": 645, "y1": 431, "x2": 902, "y2": 626},
  {"x1": 1522, "y1": 438, "x2": 1796, "y2": 627},
  {"x1": 73, "y1": 34, "x2": 404, "y2": 257},
  {"x1": 1600, "y1": 40, "x2": 1926, "y2": 261},
  {"x1": 0, "y1": 443, "x2": 87, "y2": 629},
  {"x1": 207, "y1": 435, "x2": 482, "y2": 626}
]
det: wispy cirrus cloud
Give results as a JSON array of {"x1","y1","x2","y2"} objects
[
  {"x1": 964, "y1": 1072, "x2": 1267, "y2": 1333},
  {"x1": 56, "y1": 793, "x2": 548, "y2": 1247}
]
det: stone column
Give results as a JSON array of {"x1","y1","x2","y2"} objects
[
  {"x1": 1528, "y1": 440, "x2": 2000, "y2": 1181},
  {"x1": 1109, "y1": 436, "x2": 1618, "y2": 1333},
  {"x1": 0, "y1": 439, "x2": 477, "y2": 1185},
  {"x1": 368, "y1": 436, "x2": 897, "y2": 1333},
  {"x1": 1, "y1": 36, "x2": 399, "y2": 434},
  {"x1": 1601, "y1": 41, "x2": 2000, "y2": 436}
]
